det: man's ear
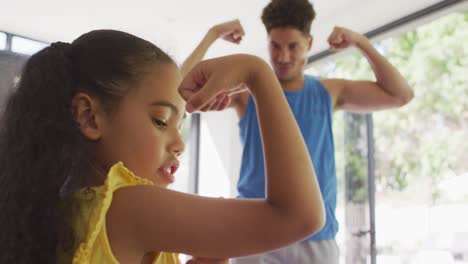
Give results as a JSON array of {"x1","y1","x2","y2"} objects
[{"x1": 72, "y1": 93, "x2": 105, "y2": 141}]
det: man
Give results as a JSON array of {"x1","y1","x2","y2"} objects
[{"x1": 182, "y1": 1, "x2": 413, "y2": 262}]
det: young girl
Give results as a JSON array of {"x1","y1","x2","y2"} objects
[{"x1": 0, "y1": 30, "x2": 324, "y2": 264}]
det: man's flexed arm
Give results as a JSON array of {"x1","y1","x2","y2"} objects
[
  {"x1": 324, "y1": 26, "x2": 413, "y2": 112},
  {"x1": 180, "y1": 19, "x2": 245, "y2": 77}
]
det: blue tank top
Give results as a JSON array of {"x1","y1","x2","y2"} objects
[{"x1": 238, "y1": 75, "x2": 338, "y2": 241}]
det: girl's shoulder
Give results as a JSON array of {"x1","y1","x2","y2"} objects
[{"x1": 70, "y1": 162, "x2": 155, "y2": 264}]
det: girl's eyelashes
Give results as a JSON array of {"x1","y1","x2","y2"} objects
[{"x1": 151, "y1": 118, "x2": 168, "y2": 129}]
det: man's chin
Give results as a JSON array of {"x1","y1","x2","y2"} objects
[{"x1": 276, "y1": 73, "x2": 294, "y2": 82}]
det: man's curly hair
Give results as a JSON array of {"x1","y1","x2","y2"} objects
[{"x1": 261, "y1": 0, "x2": 316, "y2": 35}]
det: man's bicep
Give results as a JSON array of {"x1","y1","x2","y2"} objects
[
  {"x1": 336, "y1": 79, "x2": 404, "y2": 112},
  {"x1": 321, "y1": 79, "x2": 345, "y2": 111}
]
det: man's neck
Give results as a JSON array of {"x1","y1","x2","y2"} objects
[{"x1": 280, "y1": 74, "x2": 305, "y2": 91}]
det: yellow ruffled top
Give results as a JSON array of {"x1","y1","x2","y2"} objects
[{"x1": 68, "y1": 162, "x2": 180, "y2": 264}]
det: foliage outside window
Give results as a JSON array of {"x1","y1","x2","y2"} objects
[{"x1": 307, "y1": 11, "x2": 468, "y2": 263}]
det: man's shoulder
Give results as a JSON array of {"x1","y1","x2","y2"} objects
[
  {"x1": 303, "y1": 75, "x2": 334, "y2": 95},
  {"x1": 230, "y1": 91, "x2": 250, "y2": 119},
  {"x1": 305, "y1": 75, "x2": 335, "y2": 89},
  {"x1": 302, "y1": 75, "x2": 346, "y2": 111},
  {"x1": 233, "y1": 91, "x2": 250, "y2": 105},
  {"x1": 313, "y1": 77, "x2": 344, "y2": 97}
]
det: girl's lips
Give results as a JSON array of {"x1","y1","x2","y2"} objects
[
  {"x1": 159, "y1": 161, "x2": 179, "y2": 184},
  {"x1": 159, "y1": 168, "x2": 175, "y2": 183}
]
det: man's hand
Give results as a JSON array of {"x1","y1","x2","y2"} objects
[
  {"x1": 327, "y1": 26, "x2": 367, "y2": 50},
  {"x1": 210, "y1": 19, "x2": 245, "y2": 44},
  {"x1": 180, "y1": 19, "x2": 245, "y2": 77}
]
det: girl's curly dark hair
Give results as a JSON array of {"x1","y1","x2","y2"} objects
[
  {"x1": 0, "y1": 30, "x2": 173, "y2": 263},
  {"x1": 261, "y1": 0, "x2": 316, "y2": 35}
]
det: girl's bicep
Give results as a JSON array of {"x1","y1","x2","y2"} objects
[{"x1": 107, "y1": 185, "x2": 302, "y2": 259}]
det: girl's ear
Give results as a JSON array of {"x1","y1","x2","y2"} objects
[{"x1": 72, "y1": 93, "x2": 106, "y2": 140}]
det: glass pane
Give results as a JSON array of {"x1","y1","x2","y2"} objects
[
  {"x1": 334, "y1": 111, "x2": 347, "y2": 264},
  {"x1": 11, "y1": 36, "x2": 47, "y2": 55},
  {"x1": 307, "y1": 10, "x2": 468, "y2": 264},
  {"x1": 198, "y1": 114, "x2": 232, "y2": 198},
  {"x1": 372, "y1": 12, "x2": 468, "y2": 264},
  {"x1": 0, "y1": 32, "x2": 6, "y2": 50},
  {"x1": 0, "y1": 53, "x2": 28, "y2": 111}
]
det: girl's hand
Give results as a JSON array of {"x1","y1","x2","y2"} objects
[{"x1": 178, "y1": 54, "x2": 257, "y2": 113}]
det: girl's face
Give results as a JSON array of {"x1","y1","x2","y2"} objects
[{"x1": 97, "y1": 63, "x2": 186, "y2": 188}]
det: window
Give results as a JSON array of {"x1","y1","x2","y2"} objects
[
  {"x1": 0, "y1": 32, "x2": 6, "y2": 50},
  {"x1": 11, "y1": 36, "x2": 47, "y2": 55},
  {"x1": 197, "y1": 111, "x2": 235, "y2": 198},
  {"x1": 306, "y1": 11, "x2": 468, "y2": 264}
]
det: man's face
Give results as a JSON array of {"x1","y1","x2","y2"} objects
[{"x1": 268, "y1": 27, "x2": 312, "y2": 82}]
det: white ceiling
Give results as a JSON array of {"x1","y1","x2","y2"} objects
[{"x1": 0, "y1": 0, "x2": 463, "y2": 64}]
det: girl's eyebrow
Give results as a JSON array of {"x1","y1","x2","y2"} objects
[
  {"x1": 150, "y1": 101, "x2": 179, "y2": 115},
  {"x1": 150, "y1": 100, "x2": 187, "y2": 119}
]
